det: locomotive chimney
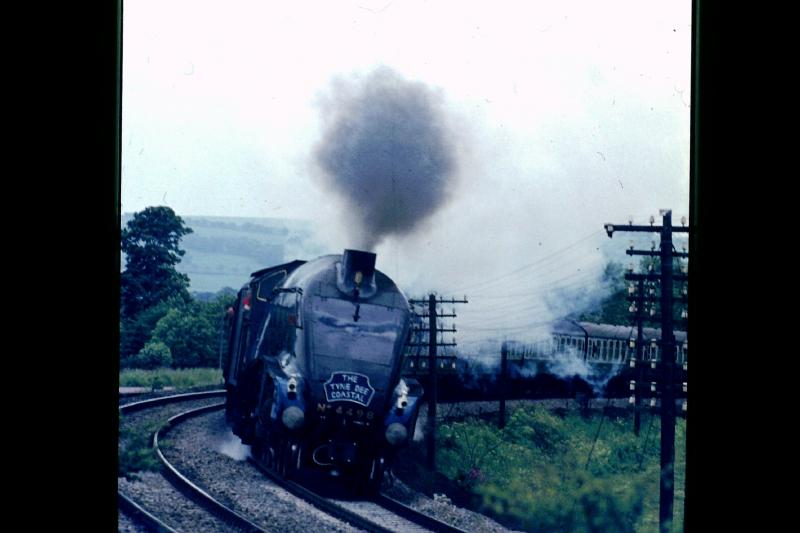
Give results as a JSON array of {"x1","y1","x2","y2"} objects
[{"x1": 336, "y1": 249, "x2": 377, "y2": 298}]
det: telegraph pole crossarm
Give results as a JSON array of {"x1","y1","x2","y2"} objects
[
  {"x1": 625, "y1": 273, "x2": 688, "y2": 282},
  {"x1": 605, "y1": 211, "x2": 687, "y2": 533},
  {"x1": 605, "y1": 223, "x2": 690, "y2": 236},
  {"x1": 626, "y1": 249, "x2": 690, "y2": 258},
  {"x1": 410, "y1": 293, "x2": 468, "y2": 473}
]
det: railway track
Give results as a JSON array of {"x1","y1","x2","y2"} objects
[
  {"x1": 247, "y1": 449, "x2": 467, "y2": 533},
  {"x1": 119, "y1": 390, "x2": 469, "y2": 533},
  {"x1": 119, "y1": 391, "x2": 243, "y2": 533}
]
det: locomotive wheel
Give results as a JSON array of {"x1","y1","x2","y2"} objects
[
  {"x1": 364, "y1": 458, "x2": 384, "y2": 496},
  {"x1": 350, "y1": 457, "x2": 383, "y2": 496},
  {"x1": 277, "y1": 439, "x2": 292, "y2": 478},
  {"x1": 265, "y1": 446, "x2": 276, "y2": 470},
  {"x1": 293, "y1": 443, "x2": 302, "y2": 472},
  {"x1": 253, "y1": 442, "x2": 273, "y2": 469},
  {"x1": 252, "y1": 442, "x2": 264, "y2": 464},
  {"x1": 285, "y1": 441, "x2": 302, "y2": 479},
  {"x1": 275, "y1": 441, "x2": 285, "y2": 477}
]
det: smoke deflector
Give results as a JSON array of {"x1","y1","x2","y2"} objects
[{"x1": 336, "y1": 249, "x2": 377, "y2": 300}]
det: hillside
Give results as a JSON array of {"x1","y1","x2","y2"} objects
[{"x1": 121, "y1": 214, "x2": 326, "y2": 293}]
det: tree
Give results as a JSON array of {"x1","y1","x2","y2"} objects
[
  {"x1": 120, "y1": 206, "x2": 193, "y2": 319},
  {"x1": 579, "y1": 262, "x2": 630, "y2": 325},
  {"x1": 132, "y1": 341, "x2": 173, "y2": 369},
  {"x1": 119, "y1": 297, "x2": 179, "y2": 362},
  {"x1": 579, "y1": 258, "x2": 688, "y2": 327},
  {"x1": 150, "y1": 303, "x2": 218, "y2": 368}
]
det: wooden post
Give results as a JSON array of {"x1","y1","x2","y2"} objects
[
  {"x1": 426, "y1": 294, "x2": 438, "y2": 471},
  {"x1": 499, "y1": 342, "x2": 507, "y2": 429},
  {"x1": 659, "y1": 210, "x2": 676, "y2": 533},
  {"x1": 634, "y1": 278, "x2": 644, "y2": 436}
]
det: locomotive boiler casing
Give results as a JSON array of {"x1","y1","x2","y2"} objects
[{"x1": 224, "y1": 250, "x2": 423, "y2": 490}]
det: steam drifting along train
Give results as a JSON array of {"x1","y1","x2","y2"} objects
[
  {"x1": 222, "y1": 249, "x2": 422, "y2": 493},
  {"x1": 507, "y1": 319, "x2": 688, "y2": 366}
]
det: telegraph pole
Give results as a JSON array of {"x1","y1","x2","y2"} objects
[
  {"x1": 408, "y1": 295, "x2": 468, "y2": 471},
  {"x1": 499, "y1": 342, "x2": 508, "y2": 429},
  {"x1": 604, "y1": 210, "x2": 689, "y2": 533},
  {"x1": 633, "y1": 278, "x2": 644, "y2": 436},
  {"x1": 658, "y1": 211, "x2": 677, "y2": 533},
  {"x1": 427, "y1": 294, "x2": 438, "y2": 470}
]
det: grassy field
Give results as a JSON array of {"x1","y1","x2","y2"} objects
[
  {"x1": 394, "y1": 405, "x2": 686, "y2": 533},
  {"x1": 119, "y1": 367, "x2": 224, "y2": 390}
]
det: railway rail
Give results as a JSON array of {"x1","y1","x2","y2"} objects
[
  {"x1": 119, "y1": 390, "x2": 469, "y2": 533},
  {"x1": 119, "y1": 391, "x2": 243, "y2": 533}
]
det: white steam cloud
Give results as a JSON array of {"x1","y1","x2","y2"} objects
[{"x1": 217, "y1": 429, "x2": 251, "y2": 461}]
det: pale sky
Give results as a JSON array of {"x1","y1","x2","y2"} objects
[{"x1": 121, "y1": 0, "x2": 692, "y2": 348}]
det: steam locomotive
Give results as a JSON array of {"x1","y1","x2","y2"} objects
[{"x1": 222, "y1": 249, "x2": 422, "y2": 493}]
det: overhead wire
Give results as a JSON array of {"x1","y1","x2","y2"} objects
[{"x1": 441, "y1": 229, "x2": 605, "y2": 294}]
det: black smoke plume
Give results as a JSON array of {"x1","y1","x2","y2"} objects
[{"x1": 313, "y1": 66, "x2": 458, "y2": 250}]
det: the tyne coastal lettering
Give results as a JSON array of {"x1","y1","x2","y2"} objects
[{"x1": 323, "y1": 372, "x2": 375, "y2": 407}]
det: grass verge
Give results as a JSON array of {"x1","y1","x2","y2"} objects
[
  {"x1": 394, "y1": 404, "x2": 685, "y2": 533},
  {"x1": 119, "y1": 367, "x2": 223, "y2": 390}
]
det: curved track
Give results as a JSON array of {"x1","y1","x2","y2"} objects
[
  {"x1": 247, "y1": 451, "x2": 467, "y2": 533},
  {"x1": 119, "y1": 391, "x2": 242, "y2": 532},
  {"x1": 119, "y1": 391, "x2": 468, "y2": 533}
]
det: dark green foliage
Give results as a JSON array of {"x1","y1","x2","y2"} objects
[
  {"x1": 121, "y1": 287, "x2": 233, "y2": 370},
  {"x1": 120, "y1": 298, "x2": 176, "y2": 362},
  {"x1": 580, "y1": 262, "x2": 630, "y2": 325},
  {"x1": 480, "y1": 471, "x2": 644, "y2": 533},
  {"x1": 437, "y1": 419, "x2": 506, "y2": 491},
  {"x1": 118, "y1": 414, "x2": 161, "y2": 479},
  {"x1": 132, "y1": 341, "x2": 172, "y2": 370},
  {"x1": 150, "y1": 303, "x2": 218, "y2": 368},
  {"x1": 424, "y1": 406, "x2": 683, "y2": 532},
  {"x1": 140, "y1": 293, "x2": 232, "y2": 369},
  {"x1": 504, "y1": 406, "x2": 569, "y2": 453},
  {"x1": 119, "y1": 367, "x2": 223, "y2": 389},
  {"x1": 121, "y1": 206, "x2": 193, "y2": 319},
  {"x1": 580, "y1": 258, "x2": 688, "y2": 328}
]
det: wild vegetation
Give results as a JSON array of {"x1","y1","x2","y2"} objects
[
  {"x1": 395, "y1": 406, "x2": 685, "y2": 533},
  {"x1": 119, "y1": 207, "x2": 235, "y2": 371},
  {"x1": 118, "y1": 411, "x2": 163, "y2": 479},
  {"x1": 119, "y1": 367, "x2": 224, "y2": 390},
  {"x1": 118, "y1": 207, "x2": 687, "y2": 532}
]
